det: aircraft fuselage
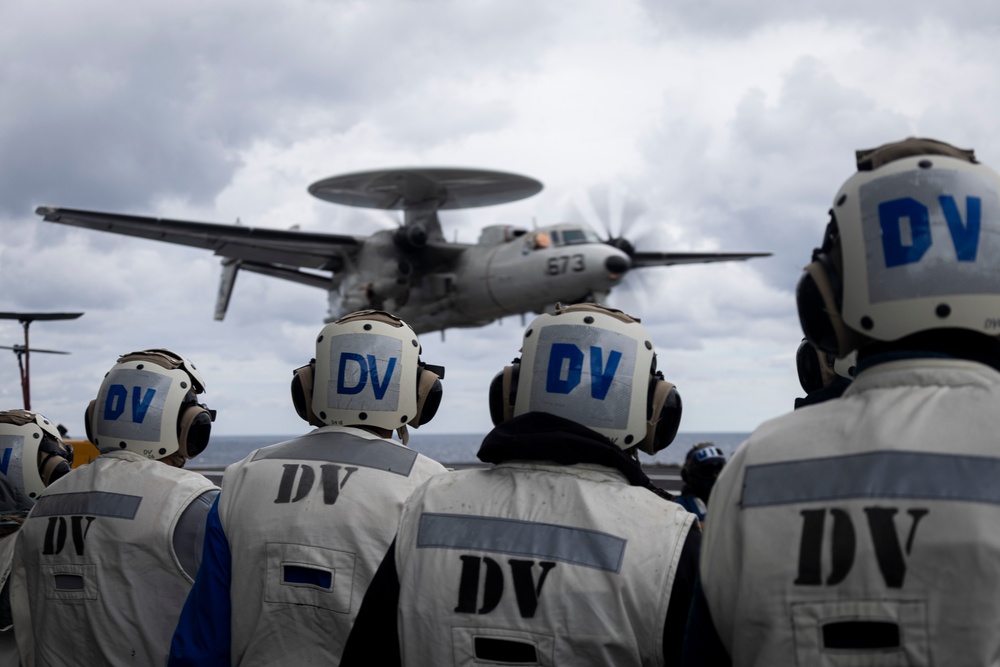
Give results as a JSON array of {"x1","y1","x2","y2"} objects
[{"x1": 328, "y1": 224, "x2": 631, "y2": 333}]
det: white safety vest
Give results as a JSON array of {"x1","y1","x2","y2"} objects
[
  {"x1": 11, "y1": 450, "x2": 216, "y2": 667},
  {"x1": 217, "y1": 425, "x2": 446, "y2": 666},
  {"x1": 701, "y1": 358, "x2": 1000, "y2": 666},
  {"x1": 394, "y1": 461, "x2": 695, "y2": 667},
  {"x1": 0, "y1": 531, "x2": 19, "y2": 665}
]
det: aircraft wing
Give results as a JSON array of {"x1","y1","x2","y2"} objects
[
  {"x1": 36, "y1": 206, "x2": 361, "y2": 272},
  {"x1": 631, "y1": 251, "x2": 771, "y2": 269}
]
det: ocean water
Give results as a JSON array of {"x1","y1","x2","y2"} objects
[{"x1": 194, "y1": 431, "x2": 752, "y2": 469}]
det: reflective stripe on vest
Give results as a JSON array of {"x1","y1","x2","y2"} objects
[{"x1": 743, "y1": 450, "x2": 1000, "y2": 508}]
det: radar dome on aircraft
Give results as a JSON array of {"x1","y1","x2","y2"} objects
[{"x1": 307, "y1": 167, "x2": 544, "y2": 210}]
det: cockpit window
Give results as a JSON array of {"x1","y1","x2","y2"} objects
[
  {"x1": 528, "y1": 227, "x2": 601, "y2": 251},
  {"x1": 557, "y1": 228, "x2": 601, "y2": 245}
]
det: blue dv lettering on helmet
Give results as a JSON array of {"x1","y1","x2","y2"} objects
[
  {"x1": 879, "y1": 194, "x2": 981, "y2": 267},
  {"x1": 0, "y1": 445, "x2": 12, "y2": 475},
  {"x1": 95, "y1": 368, "x2": 172, "y2": 441},
  {"x1": 860, "y1": 167, "x2": 1000, "y2": 310},
  {"x1": 103, "y1": 385, "x2": 158, "y2": 424},
  {"x1": 545, "y1": 343, "x2": 622, "y2": 400},
  {"x1": 526, "y1": 324, "x2": 639, "y2": 433},
  {"x1": 327, "y1": 333, "x2": 403, "y2": 412},
  {"x1": 867, "y1": 167, "x2": 999, "y2": 272},
  {"x1": 337, "y1": 353, "x2": 398, "y2": 400}
]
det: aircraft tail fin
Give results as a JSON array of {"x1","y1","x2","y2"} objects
[{"x1": 215, "y1": 258, "x2": 241, "y2": 321}]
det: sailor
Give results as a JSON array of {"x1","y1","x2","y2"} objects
[
  {"x1": 793, "y1": 338, "x2": 856, "y2": 409},
  {"x1": 11, "y1": 349, "x2": 218, "y2": 666},
  {"x1": 684, "y1": 138, "x2": 1000, "y2": 665},
  {"x1": 168, "y1": 310, "x2": 447, "y2": 666},
  {"x1": 674, "y1": 442, "x2": 726, "y2": 526},
  {"x1": 0, "y1": 410, "x2": 73, "y2": 666},
  {"x1": 341, "y1": 303, "x2": 698, "y2": 667}
]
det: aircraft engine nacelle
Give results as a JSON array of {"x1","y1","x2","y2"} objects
[
  {"x1": 366, "y1": 251, "x2": 412, "y2": 309},
  {"x1": 327, "y1": 230, "x2": 416, "y2": 320},
  {"x1": 394, "y1": 224, "x2": 428, "y2": 252}
]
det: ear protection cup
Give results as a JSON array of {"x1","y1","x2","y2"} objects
[
  {"x1": 38, "y1": 430, "x2": 74, "y2": 486},
  {"x1": 488, "y1": 360, "x2": 520, "y2": 426},
  {"x1": 177, "y1": 396, "x2": 215, "y2": 460},
  {"x1": 796, "y1": 215, "x2": 863, "y2": 357},
  {"x1": 290, "y1": 360, "x2": 324, "y2": 428},
  {"x1": 40, "y1": 451, "x2": 72, "y2": 486},
  {"x1": 487, "y1": 370, "x2": 505, "y2": 425},
  {"x1": 411, "y1": 365, "x2": 442, "y2": 427},
  {"x1": 795, "y1": 339, "x2": 836, "y2": 393},
  {"x1": 640, "y1": 374, "x2": 682, "y2": 455},
  {"x1": 796, "y1": 257, "x2": 845, "y2": 355},
  {"x1": 84, "y1": 400, "x2": 96, "y2": 443}
]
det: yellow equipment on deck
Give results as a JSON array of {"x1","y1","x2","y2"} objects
[{"x1": 65, "y1": 439, "x2": 100, "y2": 467}]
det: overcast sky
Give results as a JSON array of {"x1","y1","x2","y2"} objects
[{"x1": 2, "y1": 0, "x2": 999, "y2": 447}]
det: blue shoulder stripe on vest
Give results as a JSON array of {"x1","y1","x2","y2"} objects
[
  {"x1": 32, "y1": 491, "x2": 142, "y2": 519},
  {"x1": 251, "y1": 432, "x2": 418, "y2": 476},
  {"x1": 742, "y1": 450, "x2": 1000, "y2": 507},
  {"x1": 416, "y1": 512, "x2": 627, "y2": 572}
]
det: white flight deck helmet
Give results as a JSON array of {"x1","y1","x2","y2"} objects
[
  {"x1": 85, "y1": 349, "x2": 215, "y2": 462},
  {"x1": 0, "y1": 409, "x2": 74, "y2": 500},
  {"x1": 489, "y1": 303, "x2": 682, "y2": 454},
  {"x1": 291, "y1": 310, "x2": 443, "y2": 443},
  {"x1": 798, "y1": 138, "x2": 1000, "y2": 357}
]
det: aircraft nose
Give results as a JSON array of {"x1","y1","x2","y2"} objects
[{"x1": 605, "y1": 254, "x2": 631, "y2": 276}]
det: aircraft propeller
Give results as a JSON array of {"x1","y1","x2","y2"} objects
[
  {"x1": 572, "y1": 183, "x2": 665, "y2": 267},
  {"x1": 565, "y1": 182, "x2": 771, "y2": 318},
  {"x1": 566, "y1": 184, "x2": 658, "y2": 313}
]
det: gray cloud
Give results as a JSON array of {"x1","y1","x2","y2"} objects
[
  {"x1": 0, "y1": 0, "x2": 560, "y2": 216},
  {"x1": 640, "y1": 0, "x2": 1000, "y2": 39}
]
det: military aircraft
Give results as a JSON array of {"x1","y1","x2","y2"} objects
[{"x1": 36, "y1": 168, "x2": 770, "y2": 333}]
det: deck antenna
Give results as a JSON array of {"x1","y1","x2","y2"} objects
[{"x1": 0, "y1": 312, "x2": 83, "y2": 410}]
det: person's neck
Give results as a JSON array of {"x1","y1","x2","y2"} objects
[
  {"x1": 350, "y1": 425, "x2": 394, "y2": 439},
  {"x1": 858, "y1": 329, "x2": 1000, "y2": 373}
]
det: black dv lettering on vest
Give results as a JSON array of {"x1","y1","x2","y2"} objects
[
  {"x1": 274, "y1": 464, "x2": 357, "y2": 505},
  {"x1": 795, "y1": 506, "x2": 929, "y2": 588},
  {"x1": 454, "y1": 555, "x2": 557, "y2": 618},
  {"x1": 42, "y1": 516, "x2": 96, "y2": 556}
]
